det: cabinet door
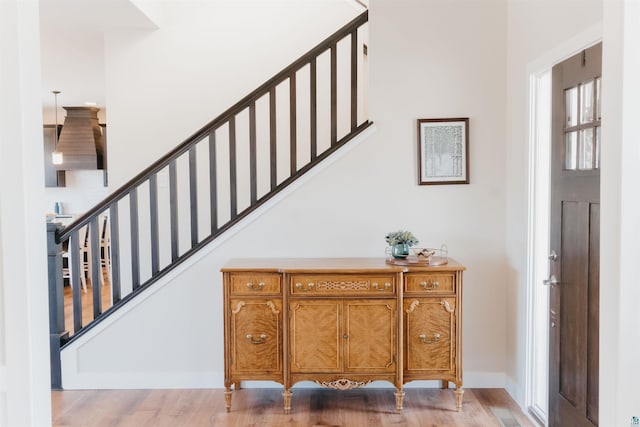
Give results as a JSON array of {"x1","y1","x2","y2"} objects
[
  {"x1": 404, "y1": 297, "x2": 456, "y2": 374},
  {"x1": 344, "y1": 299, "x2": 396, "y2": 372},
  {"x1": 290, "y1": 300, "x2": 341, "y2": 373},
  {"x1": 230, "y1": 299, "x2": 282, "y2": 374}
]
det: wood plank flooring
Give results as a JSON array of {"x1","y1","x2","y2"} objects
[
  {"x1": 63, "y1": 276, "x2": 112, "y2": 334},
  {"x1": 52, "y1": 388, "x2": 536, "y2": 427}
]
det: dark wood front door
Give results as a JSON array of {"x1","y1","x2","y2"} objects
[{"x1": 548, "y1": 42, "x2": 601, "y2": 427}]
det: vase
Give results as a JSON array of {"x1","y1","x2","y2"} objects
[{"x1": 391, "y1": 243, "x2": 410, "y2": 259}]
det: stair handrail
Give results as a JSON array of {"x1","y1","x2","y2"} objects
[{"x1": 57, "y1": 10, "x2": 368, "y2": 243}]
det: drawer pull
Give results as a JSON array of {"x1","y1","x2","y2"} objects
[
  {"x1": 418, "y1": 333, "x2": 441, "y2": 344},
  {"x1": 246, "y1": 282, "x2": 265, "y2": 291},
  {"x1": 295, "y1": 283, "x2": 315, "y2": 291},
  {"x1": 420, "y1": 280, "x2": 439, "y2": 290},
  {"x1": 246, "y1": 334, "x2": 267, "y2": 344},
  {"x1": 373, "y1": 282, "x2": 391, "y2": 291}
]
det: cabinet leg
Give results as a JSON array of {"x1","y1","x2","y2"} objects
[
  {"x1": 441, "y1": 380, "x2": 448, "y2": 389},
  {"x1": 454, "y1": 387, "x2": 464, "y2": 411},
  {"x1": 224, "y1": 386, "x2": 233, "y2": 413},
  {"x1": 394, "y1": 388, "x2": 405, "y2": 413},
  {"x1": 283, "y1": 389, "x2": 293, "y2": 414}
]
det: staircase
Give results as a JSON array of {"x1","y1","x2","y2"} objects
[{"x1": 47, "y1": 11, "x2": 371, "y2": 389}]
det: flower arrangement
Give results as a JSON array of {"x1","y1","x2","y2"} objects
[{"x1": 385, "y1": 230, "x2": 419, "y2": 247}]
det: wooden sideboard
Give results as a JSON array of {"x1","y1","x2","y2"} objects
[{"x1": 221, "y1": 258, "x2": 465, "y2": 414}]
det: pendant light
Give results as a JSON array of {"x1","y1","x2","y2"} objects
[{"x1": 51, "y1": 90, "x2": 63, "y2": 165}]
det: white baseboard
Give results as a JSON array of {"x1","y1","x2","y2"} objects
[
  {"x1": 462, "y1": 371, "x2": 507, "y2": 388},
  {"x1": 504, "y1": 375, "x2": 542, "y2": 427},
  {"x1": 61, "y1": 369, "x2": 225, "y2": 390},
  {"x1": 504, "y1": 375, "x2": 524, "y2": 406},
  {"x1": 60, "y1": 368, "x2": 507, "y2": 390}
]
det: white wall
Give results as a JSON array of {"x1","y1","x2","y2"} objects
[
  {"x1": 368, "y1": 0, "x2": 508, "y2": 382},
  {"x1": 600, "y1": 1, "x2": 640, "y2": 425},
  {"x1": 63, "y1": 0, "x2": 511, "y2": 391},
  {"x1": 104, "y1": 0, "x2": 362, "y2": 188},
  {"x1": 0, "y1": 0, "x2": 52, "y2": 425},
  {"x1": 44, "y1": 171, "x2": 109, "y2": 215}
]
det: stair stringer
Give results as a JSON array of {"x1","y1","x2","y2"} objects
[{"x1": 60, "y1": 124, "x2": 376, "y2": 390}]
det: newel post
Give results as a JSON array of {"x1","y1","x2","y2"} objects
[{"x1": 47, "y1": 222, "x2": 68, "y2": 389}]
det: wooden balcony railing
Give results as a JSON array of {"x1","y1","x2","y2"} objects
[{"x1": 47, "y1": 11, "x2": 371, "y2": 388}]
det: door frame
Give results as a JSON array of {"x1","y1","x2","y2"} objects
[{"x1": 524, "y1": 24, "x2": 602, "y2": 426}]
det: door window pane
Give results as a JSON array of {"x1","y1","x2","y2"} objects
[
  {"x1": 565, "y1": 131, "x2": 578, "y2": 170},
  {"x1": 580, "y1": 80, "x2": 594, "y2": 124},
  {"x1": 565, "y1": 87, "x2": 578, "y2": 128},
  {"x1": 579, "y1": 128, "x2": 594, "y2": 169}
]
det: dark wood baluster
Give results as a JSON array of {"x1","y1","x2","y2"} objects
[
  {"x1": 209, "y1": 132, "x2": 218, "y2": 233},
  {"x1": 129, "y1": 188, "x2": 140, "y2": 290},
  {"x1": 229, "y1": 116, "x2": 237, "y2": 219},
  {"x1": 270, "y1": 87, "x2": 277, "y2": 190},
  {"x1": 290, "y1": 73, "x2": 297, "y2": 175},
  {"x1": 310, "y1": 58, "x2": 317, "y2": 160},
  {"x1": 89, "y1": 216, "x2": 101, "y2": 317},
  {"x1": 351, "y1": 29, "x2": 358, "y2": 131},
  {"x1": 149, "y1": 175, "x2": 159, "y2": 275},
  {"x1": 69, "y1": 231, "x2": 82, "y2": 333},
  {"x1": 109, "y1": 203, "x2": 121, "y2": 303},
  {"x1": 331, "y1": 42, "x2": 337, "y2": 146},
  {"x1": 249, "y1": 102, "x2": 257, "y2": 204},
  {"x1": 189, "y1": 146, "x2": 198, "y2": 248},
  {"x1": 169, "y1": 160, "x2": 178, "y2": 262},
  {"x1": 46, "y1": 13, "x2": 371, "y2": 347}
]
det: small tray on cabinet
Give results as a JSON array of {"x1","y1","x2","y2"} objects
[
  {"x1": 385, "y1": 256, "x2": 448, "y2": 266},
  {"x1": 384, "y1": 245, "x2": 448, "y2": 266}
]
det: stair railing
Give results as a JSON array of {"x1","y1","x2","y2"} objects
[{"x1": 47, "y1": 11, "x2": 370, "y2": 388}]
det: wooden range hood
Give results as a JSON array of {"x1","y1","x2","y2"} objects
[{"x1": 55, "y1": 106, "x2": 105, "y2": 170}]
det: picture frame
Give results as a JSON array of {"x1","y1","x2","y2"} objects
[{"x1": 417, "y1": 118, "x2": 469, "y2": 185}]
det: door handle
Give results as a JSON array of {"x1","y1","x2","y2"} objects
[{"x1": 543, "y1": 275, "x2": 559, "y2": 286}]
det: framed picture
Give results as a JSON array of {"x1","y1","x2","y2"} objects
[{"x1": 417, "y1": 118, "x2": 469, "y2": 185}]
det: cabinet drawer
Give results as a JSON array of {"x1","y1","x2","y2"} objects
[
  {"x1": 405, "y1": 273, "x2": 455, "y2": 294},
  {"x1": 230, "y1": 273, "x2": 281, "y2": 295},
  {"x1": 290, "y1": 274, "x2": 395, "y2": 296}
]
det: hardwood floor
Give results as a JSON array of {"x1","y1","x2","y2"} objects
[
  {"x1": 63, "y1": 274, "x2": 112, "y2": 333},
  {"x1": 57, "y1": 272, "x2": 534, "y2": 426},
  {"x1": 52, "y1": 388, "x2": 536, "y2": 426}
]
